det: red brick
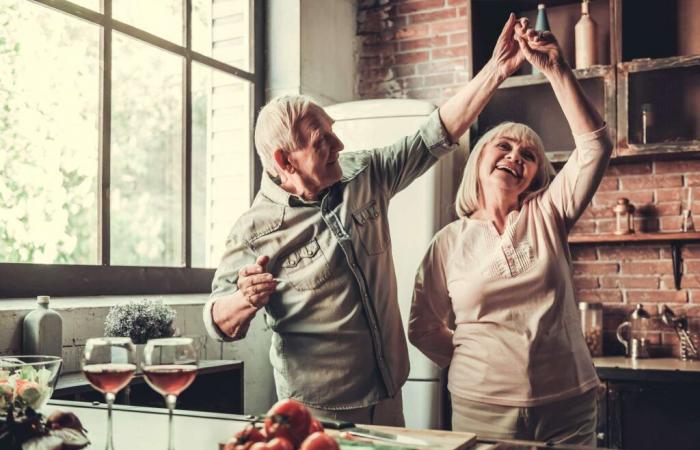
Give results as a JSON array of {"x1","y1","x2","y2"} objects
[
  {"x1": 620, "y1": 175, "x2": 683, "y2": 190},
  {"x1": 432, "y1": 45, "x2": 468, "y2": 60},
  {"x1": 654, "y1": 202, "x2": 682, "y2": 216},
  {"x1": 399, "y1": 35, "x2": 447, "y2": 51},
  {"x1": 424, "y1": 72, "x2": 455, "y2": 86},
  {"x1": 654, "y1": 160, "x2": 700, "y2": 174},
  {"x1": 605, "y1": 162, "x2": 652, "y2": 176},
  {"x1": 600, "y1": 276, "x2": 660, "y2": 289},
  {"x1": 597, "y1": 177, "x2": 619, "y2": 191},
  {"x1": 634, "y1": 216, "x2": 660, "y2": 233},
  {"x1": 682, "y1": 244, "x2": 700, "y2": 259},
  {"x1": 395, "y1": 64, "x2": 417, "y2": 77},
  {"x1": 571, "y1": 220, "x2": 597, "y2": 234},
  {"x1": 398, "y1": 0, "x2": 446, "y2": 14},
  {"x1": 593, "y1": 190, "x2": 653, "y2": 207},
  {"x1": 362, "y1": 42, "x2": 399, "y2": 56},
  {"x1": 409, "y1": 9, "x2": 457, "y2": 24},
  {"x1": 689, "y1": 291, "x2": 700, "y2": 304},
  {"x1": 627, "y1": 290, "x2": 687, "y2": 303},
  {"x1": 395, "y1": 24, "x2": 430, "y2": 40},
  {"x1": 395, "y1": 50, "x2": 430, "y2": 65},
  {"x1": 579, "y1": 204, "x2": 615, "y2": 220},
  {"x1": 448, "y1": 0, "x2": 467, "y2": 5},
  {"x1": 656, "y1": 188, "x2": 685, "y2": 202},
  {"x1": 598, "y1": 246, "x2": 660, "y2": 261},
  {"x1": 685, "y1": 174, "x2": 700, "y2": 187},
  {"x1": 406, "y1": 87, "x2": 441, "y2": 99},
  {"x1": 431, "y1": 19, "x2": 467, "y2": 34},
  {"x1": 686, "y1": 260, "x2": 700, "y2": 273},
  {"x1": 401, "y1": 76, "x2": 425, "y2": 89},
  {"x1": 660, "y1": 216, "x2": 683, "y2": 231},
  {"x1": 417, "y1": 59, "x2": 466, "y2": 74},
  {"x1": 661, "y1": 275, "x2": 700, "y2": 289},
  {"x1": 449, "y1": 32, "x2": 468, "y2": 45},
  {"x1": 576, "y1": 289, "x2": 623, "y2": 303},
  {"x1": 571, "y1": 246, "x2": 597, "y2": 261},
  {"x1": 574, "y1": 277, "x2": 599, "y2": 289},
  {"x1": 597, "y1": 220, "x2": 617, "y2": 233},
  {"x1": 457, "y1": 5, "x2": 467, "y2": 16},
  {"x1": 573, "y1": 262, "x2": 619, "y2": 275},
  {"x1": 620, "y1": 260, "x2": 673, "y2": 275}
]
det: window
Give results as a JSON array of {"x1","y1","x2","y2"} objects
[{"x1": 0, "y1": 0, "x2": 263, "y2": 297}]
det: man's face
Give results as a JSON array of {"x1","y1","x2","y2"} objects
[{"x1": 286, "y1": 108, "x2": 344, "y2": 195}]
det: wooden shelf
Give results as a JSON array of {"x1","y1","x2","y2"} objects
[
  {"x1": 500, "y1": 65, "x2": 614, "y2": 89},
  {"x1": 569, "y1": 232, "x2": 700, "y2": 244}
]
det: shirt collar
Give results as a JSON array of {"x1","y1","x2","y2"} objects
[{"x1": 260, "y1": 172, "x2": 332, "y2": 207}]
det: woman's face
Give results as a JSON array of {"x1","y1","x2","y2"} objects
[{"x1": 477, "y1": 135, "x2": 539, "y2": 200}]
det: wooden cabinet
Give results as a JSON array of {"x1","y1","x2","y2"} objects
[
  {"x1": 53, "y1": 360, "x2": 244, "y2": 414},
  {"x1": 467, "y1": 0, "x2": 700, "y2": 160}
]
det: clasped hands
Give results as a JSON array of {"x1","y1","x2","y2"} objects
[{"x1": 491, "y1": 12, "x2": 568, "y2": 81}]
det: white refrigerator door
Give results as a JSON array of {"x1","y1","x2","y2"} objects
[{"x1": 326, "y1": 99, "x2": 443, "y2": 382}]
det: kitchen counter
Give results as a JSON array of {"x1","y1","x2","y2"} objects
[
  {"x1": 45, "y1": 400, "x2": 612, "y2": 450},
  {"x1": 593, "y1": 356, "x2": 700, "y2": 382}
]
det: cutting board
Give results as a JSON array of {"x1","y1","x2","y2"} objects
[{"x1": 330, "y1": 425, "x2": 477, "y2": 450}]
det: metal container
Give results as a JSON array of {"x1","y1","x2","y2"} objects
[{"x1": 579, "y1": 302, "x2": 603, "y2": 356}]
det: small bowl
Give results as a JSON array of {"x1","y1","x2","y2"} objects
[{"x1": 0, "y1": 355, "x2": 63, "y2": 415}]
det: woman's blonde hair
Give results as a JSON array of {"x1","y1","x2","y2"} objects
[
  {"x1": 455, "y1": 122, "x2": 556, "y2": 218},
  {"x1": 254, "y1": 95, "x2": 327, "y2": 177}
]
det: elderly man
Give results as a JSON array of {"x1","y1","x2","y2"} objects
[{"x1": 203, "y1": 14, "x2": 526, "y2": 425}]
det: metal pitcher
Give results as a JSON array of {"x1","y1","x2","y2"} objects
[{"x1": 616, "y1": 304, "x2": 651, "y2": 358}]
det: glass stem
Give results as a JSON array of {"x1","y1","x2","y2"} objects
[
  {"x1": 166, "y1": 394, "x2": 177, "y2": 450},
  {"x1": 105, "y1": 392, "x2": 116, "y2": 450}
]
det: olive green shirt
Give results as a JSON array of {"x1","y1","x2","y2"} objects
[{"x1": 203, "y1": 110, "x2": 458, "y2": 409}]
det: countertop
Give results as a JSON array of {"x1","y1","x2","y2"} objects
[
  {"x1": 593, "y1": 356, "x2": 700, "y2": 382},
  {"x1": 45, "y1": 400, "x2": 612, "y2": 450}
]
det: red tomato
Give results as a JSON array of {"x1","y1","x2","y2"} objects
[
  {"x1": 264, "y1": 399, "x2": 311, "y2": 446},
  {"x1": 299, "y1": 432, "x2": 340, "y2": 450},
  {"x1": 308, "y1": 418, "x2": 324, "y2": 434},
  {"x1": 233, "y1": 425, "x2": 266, "y2": 445},
  {"x1": 266, "y1": 437, "x2": 294, "y2": 450}
]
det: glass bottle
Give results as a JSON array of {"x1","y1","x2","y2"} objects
[
  {"x1": 533, "y1": 4, "x2": 550, "y2": 75},
  {"x1": 579, "y1": 302, "x2": 603, "y2": 356},
  {"x1": 616, "y1": 304, "x2": 651, "y2": 359},
  {"x1": 575, "y1": 0, "x2": 598, "y2": 68},
  {"x1": 22, "y1": 295, "x2": 63, "y2": 357},
  {"x1": 613, "y1": 197, "x2": 635, "y2": 235}
]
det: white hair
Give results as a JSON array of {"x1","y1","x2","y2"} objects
[
  {"x1": 254, "y1": 95, "x2": 326, "y2": 177},
  {"x1": 455, "y1": 122, "x2": 556, "y2": 218}
]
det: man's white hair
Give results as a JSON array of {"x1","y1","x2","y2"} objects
[
  {"x1": 254, "y1": 95, "x2": 325, "y2": 177},
  {"x1": 455, "y1": 122, "x2": 556, "y2": 218}
]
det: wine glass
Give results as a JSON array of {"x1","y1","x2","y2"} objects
[
  {"x1": 82, "y1": 337, "x2": 137, "y2": 450},
  {"x1": 142, "y1": 337, "x2": 198, "y2": 450}
]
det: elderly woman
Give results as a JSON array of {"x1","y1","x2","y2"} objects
[{"x1": 408, "y1": 22, "x2": 611, "y2": 444}]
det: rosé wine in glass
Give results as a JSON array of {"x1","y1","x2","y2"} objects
[
  {"x1": 143, "y1": 364, "x2": 197, "y2": 396},
  {"x1": 83, "y1": 363, "x2": 137, "y2": 394}
]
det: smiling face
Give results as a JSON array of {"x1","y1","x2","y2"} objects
[
  {"x1": 284, "y1": 107, "x2": 344, "y2": 196},
  {"x1": 477, "y1": 135, "x2": 540, "y2": 199}
]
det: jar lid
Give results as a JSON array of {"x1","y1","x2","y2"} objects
[
  {"x1": 36, "y1": 295, "x2": 50, "y2": 305},
  {"x1": 578, "y1": 301, "x2": 603, "y2": 310}
]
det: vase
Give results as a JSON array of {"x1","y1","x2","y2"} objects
[{"x1": 575, "y1": 0, "x2": 598, "y2": 68}]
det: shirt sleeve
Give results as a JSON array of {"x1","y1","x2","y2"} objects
[
  {"x1": 370, "y1": 109, "x2": 459, "y2": 198},
  {"x1": 539, "y1": 125, "x2": 613, "y2": 231},
  {"x1": 203, "y1": 233, "x2": 259, "y2": 342},
  {"x1": 408, "y1": 231, "x2": 455, "y2": 369}
]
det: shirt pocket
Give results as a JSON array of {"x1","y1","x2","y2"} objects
[
  {"x1": 280, "y1": 238, "x2": 331, "y2": 291},
  {"x1": 352, "y1": 200, "x2": 390, "y2": 256}
]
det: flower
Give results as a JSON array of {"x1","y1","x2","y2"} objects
[
  {"x1": 0, "y1": 384, "x2": 13, "y2": 410},
  {"x1": 0, "y1": 364, "x2": 54, "y2": 415}
]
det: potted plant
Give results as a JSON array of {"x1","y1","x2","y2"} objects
[{"x1": 104, "y1": 299, "x2": 176, "y2": 351}]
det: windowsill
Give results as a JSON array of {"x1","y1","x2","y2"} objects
[{"x1": 0, "y1": 293, "x2": 210, "y2": 312}]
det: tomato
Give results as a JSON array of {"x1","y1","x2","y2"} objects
[
  {"x1": 264, "y1": 399, "x2": 311, "y2": 446},
  {"x1": 299, "y1": 432, "x2": 340, "y2": 450},
  {"x1": 308, "y1": 418, "x2": 324, "y2": 434},
  {"x1": 266, "y1": 437, "x2": 294, "y2": 450},
  {"x1": 234, "y1": 425, "x2": 266, "y2": 445}
]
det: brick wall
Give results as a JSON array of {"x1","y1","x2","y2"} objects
[{"x1": 356, "y1": 0, "x2": 700, "y2": 358}]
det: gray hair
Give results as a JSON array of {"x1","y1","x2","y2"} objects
[
  {"x1": 254, "y1": 95, "x2": 326, "y2": 177},
  {"x1": 455, "y1": 122, "x2": 556, "y2": 218}
]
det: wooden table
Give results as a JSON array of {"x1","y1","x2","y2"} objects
[
  {"x1": 53, "y1": 360, "x2": 244, "y2": 414},
  {"x1": 43, "y1": 400, "x2": 608, "y2": 450}
]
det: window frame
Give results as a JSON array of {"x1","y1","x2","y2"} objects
[{"x1": 0, "y1": 0, "x2": 265, "y2": 298}]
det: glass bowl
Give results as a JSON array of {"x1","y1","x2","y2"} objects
[{"x1": 0, "y1": 355, "x2": 62, "y2": 415}]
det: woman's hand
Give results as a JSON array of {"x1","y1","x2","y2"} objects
[
  {"x1": 514, "y1": 22, "x2": 569, "y2": 78},
  {"x1": 490, "y1": 13, "x2": 526, "y2": 81}
]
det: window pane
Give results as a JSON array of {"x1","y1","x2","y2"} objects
[
  {"x1": 193, "y1": 0, "x2": 252, "y2": 72},
  {"x1": 0, "y1": 1, "x2": 100, "y2": 264},
  {"x1": 111, "y1": 33, "x2": 183, "y2": 267},
  {"x1": 191, "y1": 63, "x2": 251, "y2": 268},
  {"x1": 113, "y1": 0, "x2": 182, "y2": 45}
]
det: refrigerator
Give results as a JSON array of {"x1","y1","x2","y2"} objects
[{"x1": 325, "y1": 99, "x2": 455, "y2": 430}]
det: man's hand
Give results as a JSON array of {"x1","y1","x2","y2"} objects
[{"x1": 237, "y1": 255, "x2": 277, "y2": 309}]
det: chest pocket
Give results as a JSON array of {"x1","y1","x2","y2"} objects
[
  {"x1": 352, "y1": 200, "x2": 389, "y2": 256},
  {"x1": 280, "y1": 238, "x2": 331, "y2": 291}
]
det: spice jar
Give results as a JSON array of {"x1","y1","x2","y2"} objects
[
  {"x1": 613, "y1": 197, "x2": 635, "y2": 235},
  {"x1": 579, "y1": 302, "x2": 603, "y2": 356}
]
